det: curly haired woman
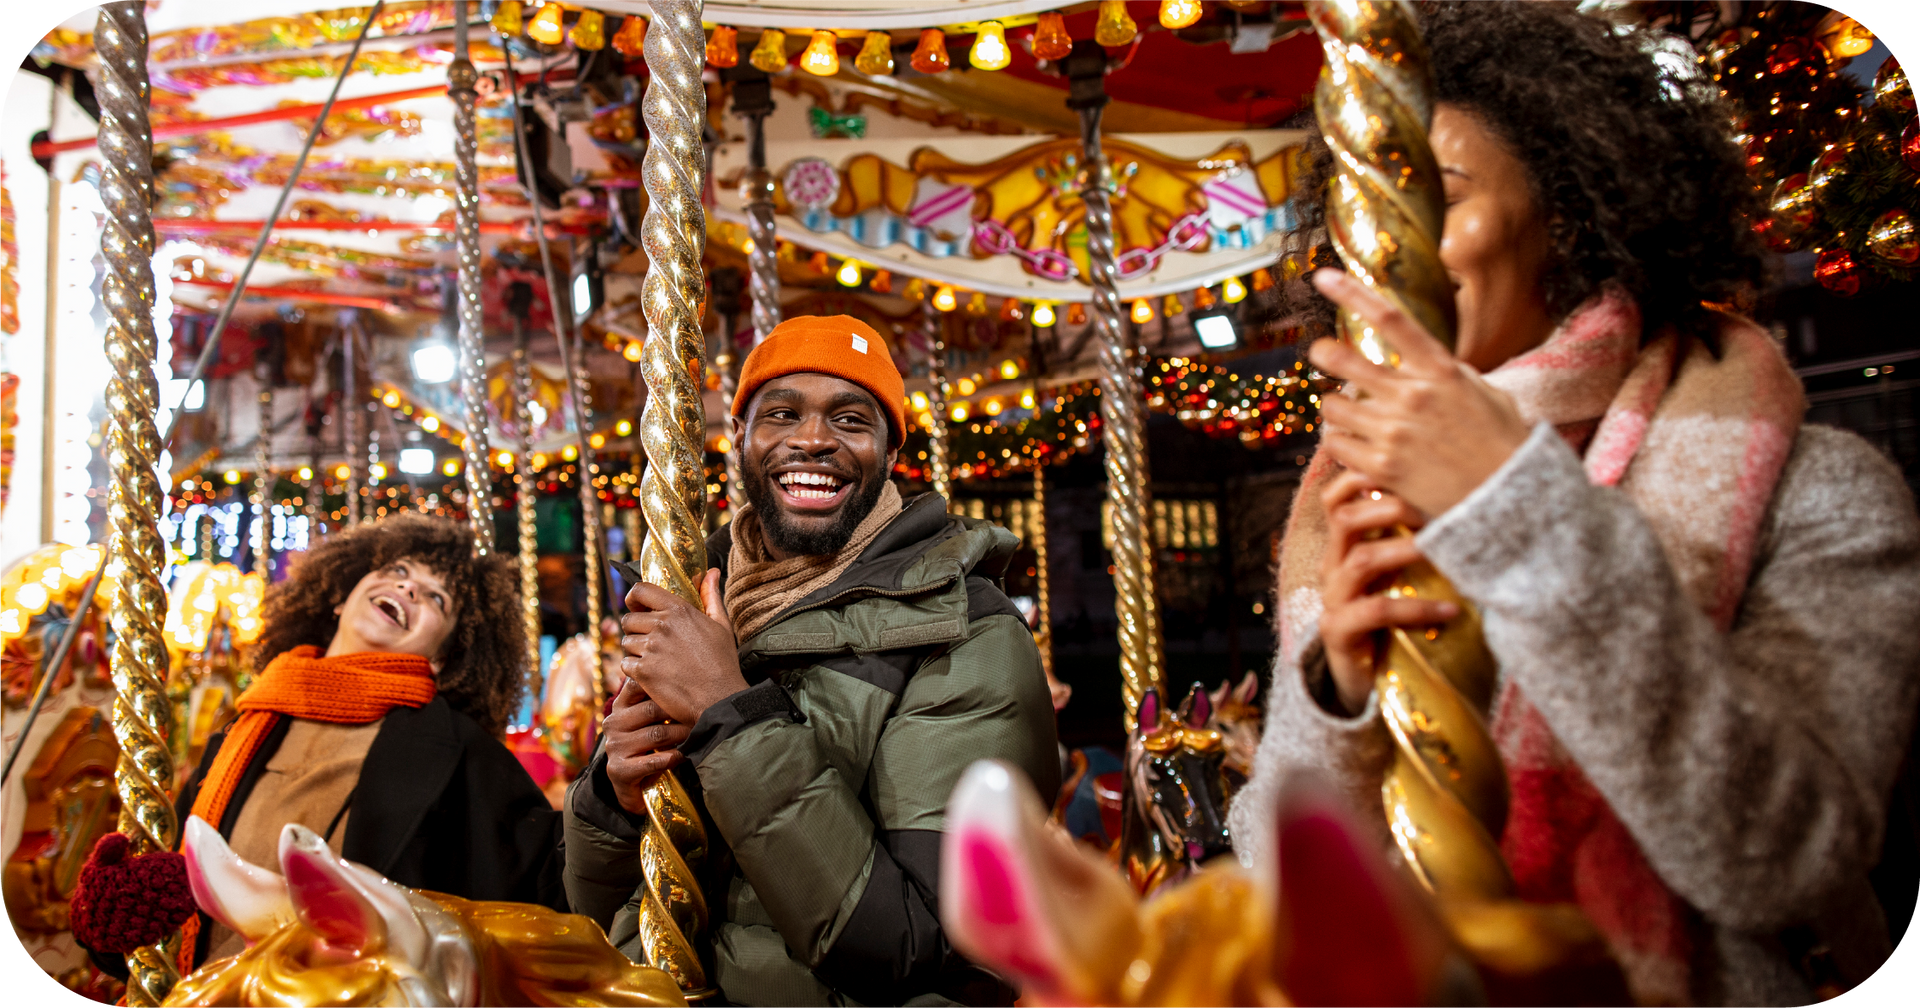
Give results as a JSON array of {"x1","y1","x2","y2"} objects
[
  {"x1": 72, "y1": 513, "x2": 563, "y2": 974},
  {"x1": 1231, "y1": 5, "x2": 1920, "y2": 1004}
]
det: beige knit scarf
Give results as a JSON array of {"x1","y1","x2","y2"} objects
[
  {"x1": 1275, "y1": 291, "x2": 1806, "y2": 1003},
  {"x1": 725, "y1": 483, "x2": 904, "y2": 642}
]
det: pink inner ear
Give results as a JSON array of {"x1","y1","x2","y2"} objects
[
  {"x1": 958, "y1": 831, "x2": 1060, "y2": 993},
  {"x1": 1139, "y1": 691, "x2": 1160, "y2": 731},
  {"x1": 284, "y1": 851, "x2": 379, "y2": 953},
  {"x1": 1276, "y1": 812, "x2": 1421, "y2": 1006},
  {"x1": 1189, "y1": 689, "x2": 1213, "y2": 727}
]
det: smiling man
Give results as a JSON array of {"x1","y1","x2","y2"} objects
[{"x1": 563, "y1": 315, "x2": 1060, "y2": 1006}]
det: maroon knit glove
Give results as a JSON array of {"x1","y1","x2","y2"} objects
[{"x1": 67, "y1": 832, "x2": 196, "y2": 954}]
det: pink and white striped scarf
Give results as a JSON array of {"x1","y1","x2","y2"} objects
[{"x1": 1275, "y1": 291, "x2": 1806, "y2": 1002}]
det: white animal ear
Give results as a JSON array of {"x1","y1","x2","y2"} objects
[
  {"x1": 940, "y1": 760, "x2": 1142, "y2": 1005},
  {"x1": 182, "y1": 816, "x2": 294, "y2": 944},
  {"x1": 278, "y1": 824, "x2": 389, "y2": 953}
]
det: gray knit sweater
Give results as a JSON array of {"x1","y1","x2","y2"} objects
[{"x1": 1230, "y1": 422, "x2": 1920, "y2": 1006}]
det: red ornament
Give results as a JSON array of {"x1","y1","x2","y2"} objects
[
  {"x1": 1814, "y1": 248, "x2": 1861, "y2": 297},
  {"x1": 67, "y1": 832, "x2": 196, "y2": 955},
  {"x1": 1904, "y1": 121, "x2": 1920, "y2": 176},
  {"x1": 1766, "y1": 39, "x2": 1808, "y2": 76}
]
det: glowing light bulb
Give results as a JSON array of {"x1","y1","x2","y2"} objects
[
  {"x1": 1031, "y1": 302, "x2": 1057, "y2": 327},
  {"x1": 612, "y1": 14, "x2": 648, "y2": 57},
  {"x1": 999, "y1": 359, "x2": 1021, "y2": 380},
  {"x1": 705, "y1": 24, "x2": 737, "y2": 66},
  {"x1": 957, "y1": 377, "x2": 977, "y2": 395},
  {"x1": 1131, "y1": 298, "x2": 1154, "y2": 324},
  {"x1": 855, "y1": 30, "x2": 893, "y2": 74},
  {"x1": 1032, "y1": 11, "x2": 1073, "y2": 61},
  {"x1": 1068, "y1": 303, "x2": 1088, "y2": 325},
  {"x1": 590, "y1": 433, "x2": 607, "y2": 449},
  {"x1": 933, "y1": 285, "x2": 958, "y2": 312},
  {"x1": 966, "y1": 292, "x2": 988, "y2": 315},
  {"x1": 1162, "y1": 293, "x2": 1185, "y2": 317},
  {"x1": 1251, "y1": 267, "x2": 1275, "y2": 292},
  {"x1": 490, "y1": 0, "x2": 523, "y2": 37},
  {"x1": 951, "y1": 403, "x2": 970, "y2": 422},
  {"x1": 369, "y1": 463, "x2": 388, "y2": 481},
  {"x1": 911, "y1": 391, "x2": 930, "y2": 411},
  {"x1": 298, "y1": 466, "x2": 314, "y2": 481},
  {"x1": 1160, "y1": 0, "x2": 1204, "y2": 30},
  {"x1": 749, "y1": 28, "x2": 788, "y2": 73},
  {"x1": 1222, "y1": 275, "x2": 1248, "y2": 303},
  {"x1": 1096, "y1": 0, "x2": 1139, "y2": 46},
  {"x1": 969, "y1": 21, "x2": 1010, "y2": 71},
  {"x1": 801, "y1": 30, "x2": 841, "y2": 76},
  {"x1": 527, "y1": 2, "x2": 566, "y2": 45},
  {"x1": 570, "y1": 9, "x2": 607, "y2": 50},
  {"x1": 837, "y1": 259, "x2": 863, "y2": 286},
  {"x1": 335, "y1": 464, "x2": 352, "y2": 479},
  {"x1": 532, "y1": 453, "x2": 549, "y2": 469},
  {"x1": 623, "y1": 341, "x2": 643, "y2": 362},
  {"x1": 999, "y1": 297, "x2": 1024, "y2": 321},
  {"x1": 561, "y1": 444, "x2": 579, "y2": 462},
  {"x1": 1020, "y1": 389, "x2": 1037, "y2": 410},
  {"x1": 383, "y1": 390, "x2": 402, "y2": 408},
  {"x1": 442, "y1": 459, "x2": 461, "y2": 477},
  {"x1": 870, "y1": 269, "x2": 893, "y2": 293},
  {"x1": 984, "y1": 399, "x2": 1003, "y2": 416},
  {"x1": 1193, "y1": 285, "x2": 1217, "y2": 309},
  {"x1": 910, "y1": 29, "x2": 950, "y2": 74},
  {"x1": 16, "y1": 582, "x2": 49, "y2": 614},
  {"x1": 223, "y1": 469, "x2": 242, "y2": 484}
]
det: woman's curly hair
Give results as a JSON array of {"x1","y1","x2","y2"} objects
[
  {"x1": 1281, "y1": 2, "x2": 1766, "y2": 340},
  {"x1": 254, "y1": 514, "x2": 526, "y2": 734}
]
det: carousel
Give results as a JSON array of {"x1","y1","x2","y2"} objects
[{"x1": 0, "y1": 1, "x2": 1909, "y2": 1005}]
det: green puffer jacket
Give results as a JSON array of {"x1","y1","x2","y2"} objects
[{"x1": 565, "y1": 492, "x2": 1061, "y2": 1007}]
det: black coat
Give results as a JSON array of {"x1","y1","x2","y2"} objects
[{"x1": 92, "y1": 698, "x2": 567, "y2": 974}]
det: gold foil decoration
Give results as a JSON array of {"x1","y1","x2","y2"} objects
[
  {"x1": 1308, "y1": 0, "x2": 1510, "y2": 902},
  {"x1": 95, "y1": 3, "x2": 181, "y2": 1002},
  {"x1": 633, "y1": 0, "x2": 715, "y2": 995}
]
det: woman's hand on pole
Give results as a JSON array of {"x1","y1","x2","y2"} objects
[
  {"x1": 1306, "y1": 269, "x2": 1533, "y2": 519},
  {"x1": 1316, "y1": 471, "x2": 1458, "y2": 716}
]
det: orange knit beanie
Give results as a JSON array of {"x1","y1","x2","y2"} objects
[{"x1": 732, "y1": 315, "x2": 907, "y2": 445}]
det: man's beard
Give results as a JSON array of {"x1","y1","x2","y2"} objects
[{"x1": 742, "y1": 455, "x2": 887, "y2": 557}]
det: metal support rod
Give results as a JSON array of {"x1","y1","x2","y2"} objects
[
  {"x1": 95, "y1": 4, "x2": 178, "y2": 1000},
  {"x1": 741, "y1": 115, "x2": 780, "y2": 345},
  {"x1": 1066, "y1": 41, "x2": 1164, "y2": 727},
  {"x1": 564, "y1": 276, "x2": 607, "y2": 708},
  {"x1": 450, "y1": 1, "x2": 493, "y2": 553},
  {"x1": 1031, "y1": 453, "x2": 1053, "y2": 680},
  {"x1": 304, "y1": 439, "x2": 323, "y2": 540},
  {"x1": 510, "y1": 303, "x2": 543, "y2": 696},
  {"x1": 250, "y1": 383, "x2": 273, "y2": 575},
  {"x1": 922, "y1": 292, "x2": 952, "y2": 506},
  {"x1": 341, "y1": 317, "x2": 363, "y2": 525}
]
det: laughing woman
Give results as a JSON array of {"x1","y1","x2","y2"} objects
[
  {"x1": 1232, "y1": 4, "x2": 1920, "y2": 1006},
  {"x1": 71, "y1": 513, "x2": 564, "y2": 973}
]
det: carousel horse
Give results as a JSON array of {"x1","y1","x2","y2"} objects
[
  {"x1": 1117, "y1": 685, "x2": 1234, "y2": 894},
  {"x1": 162, "y1": 817, "x2": 684, "y2": 1007},
  {"x1": 944, "y1": 761, "x2": 1628, "y2": 1006},
  {"x1": 1206, "y1": 671, "x2": 1262, "y2": 784}
]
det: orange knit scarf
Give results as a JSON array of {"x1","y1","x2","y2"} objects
[{"x1": 178, "y1": 645, "x2": 436, "y2": 969}]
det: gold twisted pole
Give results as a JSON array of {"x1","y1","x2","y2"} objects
[
  {"x1": 450, "y1": 2, "x2": 493, "y2": 553},
  {"x1": 1068, "y1": 42, "x2": 1164, "y2": 728},
  {"x1": 250, "y1": 383, "x2": 273, "y2": 574},
  {"x1": 1308, "y1": 0, "x2": 1508, "y2": 901},
  {"x1": 561, "y1": 301, "x2": 607, "y2": 709},
  {"x1": 513, "y1": 318, "x2": 543, "y2": 690},
  {"x1": 1031, "y1": 452, "x2": 1053, "y2": 680},
  {"x1": 922, "y1": 293, "x2": 952, "y2": 506},
  {"x1": 631, "y1": 0, "x2": 714, "y2": 994},
  {"x1": 96, "y1": 4, "x2": 179, "y2": 1000},
  {"x1": 342, "y1": 317, "x2": 364, "y2": 525}
]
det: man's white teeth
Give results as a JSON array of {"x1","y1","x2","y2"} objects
[{"x1": 779, "y1": 472, "x2": 843, "y2": 500}]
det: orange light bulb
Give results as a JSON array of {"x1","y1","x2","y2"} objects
[
  {"x1": 1068, "y1": 302, "x2": 1088, "y2": 325},
  {"x1": 970, "y1": 21, "x2": 1011, "y2": 71},
  {"x1": 933, "y1": 285, "x2": 958, "y2": 312},
  {"x1": 570, "y1": 9, "x2": 607, "y2": 51},
  {"x1": 1096, "y1": 0, "x2": 1139, "y2": 46},
  {"x1": 526, "y1": 2, "x2": 566, "y2": 45},
  {"x1": 489, "y1": 0, "x2": 523, "y2": 37},
  {"x1": 612, "y1": 14, "x2": 648, "y2": 57},
  {"x1": 910, "y1": 28, "x2": 950, "y2": 74},
  {"x1": 1251, "y1": 267, "x2": 1275, "y2": 292},
  {"x1": 855, "y1": 30, "x2": 893, "y2": 74},
  {"x1": 1131, "y1": 298, "x2": 1154, "y2": 324},
  {"x1": 705, "y1": 24, "x2": 738, "y2": 67},
  {"x1": 1160, "y1": 0, "x2": 1205, "y2": 30},
  {"x1": 1162, "y1": 293, "x2": 1184, "y2": 317},
  {"x1": 749, "y1": 28, "x2": 788, "y2": 73},
  {"x1": 801, "y1": 30, "x2": 841, "y2": 76},
  {"x1": 1032, "y1": 11, "x2": 1073, "y2": 61},
  {"x1": 966, "y1": 292, "x2": 989, "y2": 315}
]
